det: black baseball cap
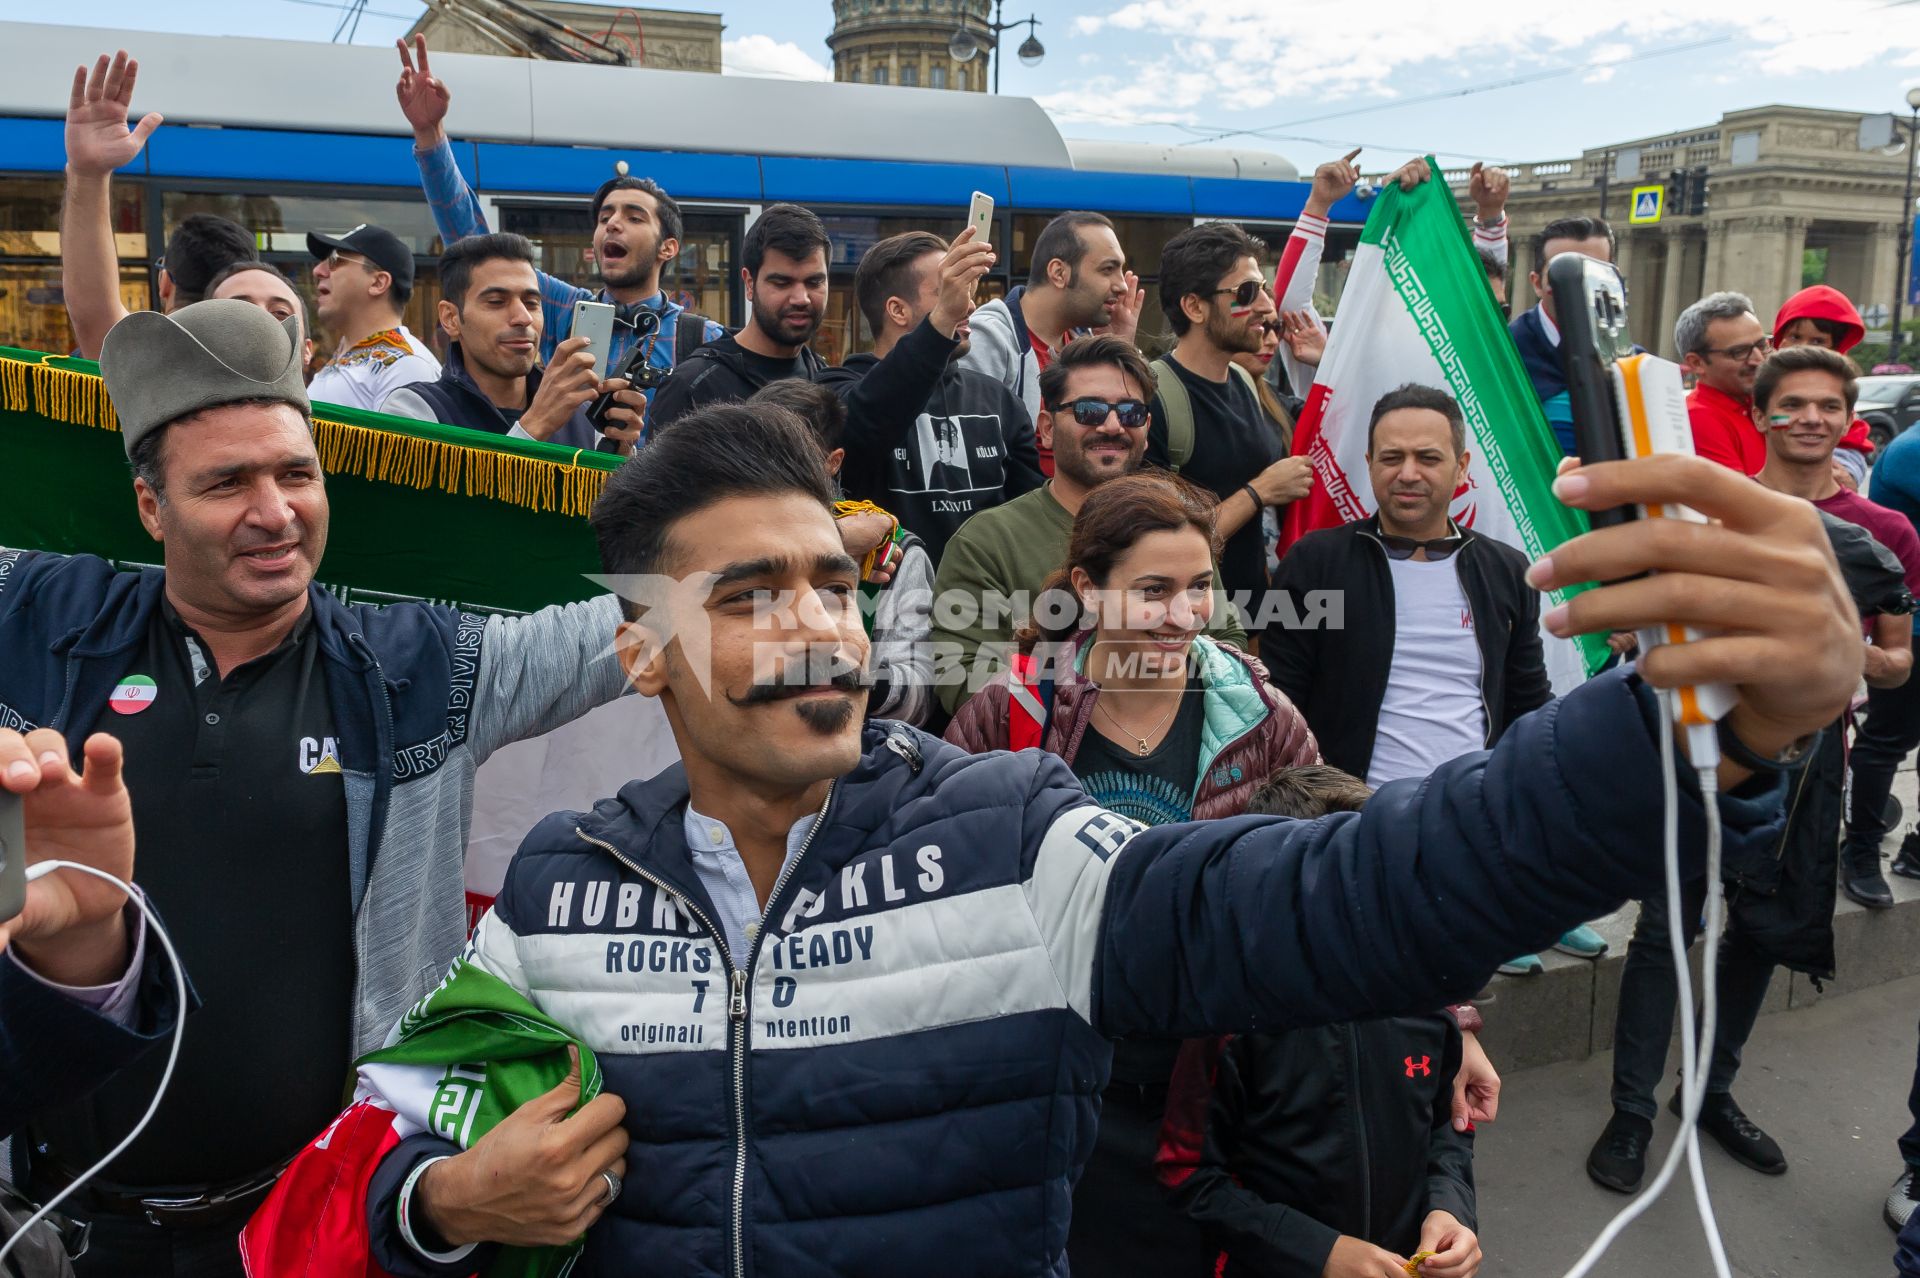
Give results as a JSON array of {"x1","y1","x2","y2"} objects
[{"x1": 306, "y1": 223, "x2": 415, "y2": 290}]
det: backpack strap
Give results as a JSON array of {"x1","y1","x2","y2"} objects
[
  {"x1": 1149, "y1": 356, "x2": 1195, "y2": 473},
  {"x1": 674, "y1": 311, "x2": 711, "y2": 365},
  {"x1": 1225, "y1": 360, "x2": 1262, "y2": 399},
  {"x1": 1006, "y1": 652, "x2": 1055, "y2": 752}
]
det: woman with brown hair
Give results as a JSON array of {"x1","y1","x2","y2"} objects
[
  {"x1": 945, "y1": 471, "x2": 1316, "y2": 822},
  {"x1": 944, "y1": 471, "x2": 1318, "y2": 1273}
]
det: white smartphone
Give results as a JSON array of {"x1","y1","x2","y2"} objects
[
  {"x1": 966, "y1": 191, "x2": 995, "y2": 247},
  {"x1": 572, "y1": 300, "x2": 617, "y2": 382}
]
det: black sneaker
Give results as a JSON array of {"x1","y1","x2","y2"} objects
[
  {"x1": 1587, "y1": 1111, "x2": 1653, "y2": 1193},
  {"x1": 1844, "y1": 847, "x2": 1896, "y2": 909},
  {"x1": 1893, "y1": 830, "x2": 1920, "y2": 882},
  {"x1": 1886, "y1": 1169, "x2": 1920, "y2": 1232},
  {"x1": 1672, "y1": 1090, "x2": 1787, "y2": 1175}
]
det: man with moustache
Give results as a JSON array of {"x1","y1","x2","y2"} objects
[
  {"x1": 1146, "y1": 222, "x2": 1314, "y2": 634},
  {"x1": 962, "y1": 210, "x2": 1146, "y2": 474},
  {"x1": 0, "y1": 300, "x2": 634, "y2": 1276},
  {"x1": 342, "y1": 395, "x2": 1866, "y2": 1278},
  {"x1": 821, "y1": 228, "x2": 1043, "y2": 562},
  {"x1": 394, "y1": 36, "x2": 722, "y2": 417},
  {"x1": 647, "y1": 205, "x2": 833, "y2": 429},
  {"x1": 382, "y1": 233, "x2": 646, "y2": 454},
  {"x1": 930, "y1": 336, "x2": 1246, "y2": 716}
]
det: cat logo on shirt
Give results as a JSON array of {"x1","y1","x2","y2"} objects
[{"x1": 299, "y1": 736, "x2": 343, "y2": 775}]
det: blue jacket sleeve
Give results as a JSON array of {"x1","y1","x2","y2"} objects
[
  {"x1": 0, "y1": 918, "x2": 193, "y2": 1139},
  {"x1": 1021, "y1": 667, "x2": 1786, "y2": 1039},
  {"x1": 367, "y1": 1132, "x2": 500, "y2": 1277}
]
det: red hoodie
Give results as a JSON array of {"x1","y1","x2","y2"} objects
[{"x1": 1774, "y1": 285, "x2": 1872, "y2": 456}]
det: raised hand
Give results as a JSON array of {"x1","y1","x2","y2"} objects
[
  {"x1": 1277, "y1": 310, "x2": 1327, "y2": 367},
  {"x1": 1532, "y1": 455, "x2": 1862, "y2": 781},
  {"x1": 1468, "y1": 162, "x2": 1510, "y2": 223},
  {"x1": 66, "y1": 51, "x2": 162, "y2": 179},
  {"x1": 1104, "y1": 270, "x2": 1147, "y2": 343},
  {"x1": 2, "y1": 729, "x2": 135, "y2": 987},
  {"x1": 395, "y1": 34, "x2": 451, "y2": 146},
  {"x1": 1387, "y1": 157, "x2": 1433, "y2": 191},
  {"x1": 1304, "y1": 148, "x2": 1362, "y2": 218},
  {"x1": 930, "y1": 226, "x2": 996, "y2": 339}
]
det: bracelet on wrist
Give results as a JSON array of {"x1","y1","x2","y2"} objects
[{"x1": 1242, "y1": 482, "x2": 1264, "y2": 513}]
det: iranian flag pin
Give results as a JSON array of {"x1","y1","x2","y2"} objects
[{"x1": 109, "y1": 675, "x2": 157, "y2": 715}]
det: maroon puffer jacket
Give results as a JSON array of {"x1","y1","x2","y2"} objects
[{"x1": 943, "y1": 632, "x2": 1319, "y2": 821}]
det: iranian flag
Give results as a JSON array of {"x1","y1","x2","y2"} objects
[{"x1": 1282, "y1": 161, "x2": 1606, "y2": 685}]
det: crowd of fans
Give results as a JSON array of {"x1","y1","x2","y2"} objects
[{"x1": 1, "y1": 39, "x2": 1917, "y2": 1278}]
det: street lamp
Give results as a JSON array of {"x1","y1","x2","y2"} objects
[
  {"x1": 948, "y1": 0, "x2": 1044, "y2": 94},
  {"x1": 1892, "y1": 85, "x2": 1920, "y2": 365}
]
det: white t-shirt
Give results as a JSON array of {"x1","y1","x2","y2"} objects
[
  {"x1": 1366, "y1": 555, "x2": 1488, "y2": 788},
  {"x1": 309, "y1": 325, "x2": 440, "y2": 413}
]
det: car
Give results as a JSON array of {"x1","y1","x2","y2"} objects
[{"x1": 1858, "y1": 375, "x2": 1920, "y2": 449}]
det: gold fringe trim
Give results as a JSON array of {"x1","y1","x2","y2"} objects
[
  {"x1": 311, "y1": 417, "x2": 607, "y2": 517},
  {"x1": 1, "y1": 360, "x2": 120, "y2": 431},
  {"x1": 0, "y1": 356, "x2": 604, "y2": 517}
]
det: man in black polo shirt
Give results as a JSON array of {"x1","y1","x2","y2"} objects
[
  {"x1": 1146, "y1": 223, "x2": 1315, "y2": 644},
  {"x1": 0, "y1": 300, "x2": 636, "y2": 1276}
]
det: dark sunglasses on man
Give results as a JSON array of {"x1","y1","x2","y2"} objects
[
  {"x1": 1378, "y1": 531, "x2": 1464, "y2": 561},
  {"x1": 1211, "y1": 279, "x2": 1269, "y2": 309},
  {"x1": 1057, "y1": 397, "x2": 1151, "y2": 430}
]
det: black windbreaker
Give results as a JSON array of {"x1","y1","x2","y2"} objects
[{"x1": 1159, "y1": 1013, "x2": 1475, "y2": 1277}]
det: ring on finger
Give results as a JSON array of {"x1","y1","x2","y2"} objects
[{"x1": 599, "y1": 1168, "x2": 622, "y2": 1207}]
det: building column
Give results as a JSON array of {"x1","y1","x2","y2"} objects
[
  {"x1": 1655, "y1": 231, "x2": 1689, "y2": 358},
  {"x1": 1862, "y1": 224, "x2": 1904, "y2": 320},
  {"x1": 1779, "y1": 216, "x2": 1809, "y2": 312}
]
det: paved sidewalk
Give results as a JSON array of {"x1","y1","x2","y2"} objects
[{"x1": 1474, "y1": 972, "x2": 1919, "y2": 1277}]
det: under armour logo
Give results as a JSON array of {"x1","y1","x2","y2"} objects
[{"x1": 1405, "y1": 1055, "x2": 1431, "y2": 1078}]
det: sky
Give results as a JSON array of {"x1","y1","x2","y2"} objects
[{"x1": 35, "y1": 0, "x2": 1920, "y2": 173}]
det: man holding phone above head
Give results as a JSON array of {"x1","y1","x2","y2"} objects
[
  {"x1": 338, "y1": 396, "x2": 1865, "y2": 1278},
  {"x1": 646, "y1": 204, "x2": 834, "y2": 430},
  {"x1": 395, "y1": 35, "x2": 723, "y2": 427},
  {"x1": 306, "y1": 223, "x2": 441, "y2": 411},
  {"x1": 382, "y1": 233, "x2": 646, "y2": 454}
]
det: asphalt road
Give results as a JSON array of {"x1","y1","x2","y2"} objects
[{"x1": 1475, "y1": 972, "x2": 1920, "y2": 1277}]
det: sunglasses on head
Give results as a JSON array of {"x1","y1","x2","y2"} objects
[
  {"x1": 1057, "y1": 397, "x2": 1151, "y2": 429},
  {"x1": 1378, "y1": 532, "x2": 1464, "y2": 562},
  {"x1": 1212, "y1": 279, "x2": 1269, "y2": 309}
]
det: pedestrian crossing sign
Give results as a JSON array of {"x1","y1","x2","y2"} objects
[{"x1": 1629, "y1": 185, "x2": 1663, "y2": 225}]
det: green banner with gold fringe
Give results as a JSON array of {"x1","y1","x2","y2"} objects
[{"x1": 0, "y1": 347, "x2": 620, "y2": 614}]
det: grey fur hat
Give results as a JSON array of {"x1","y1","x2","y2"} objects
[{"x1": 100, "y1": 299, "x2": 310, "y2": 459}]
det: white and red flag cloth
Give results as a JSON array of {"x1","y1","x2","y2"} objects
[{"x1": 1279, "y1": 162, "x2": 1605, "y2": 685}]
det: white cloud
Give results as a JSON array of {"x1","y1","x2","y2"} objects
[
  {"x1": 1060, "y1": 0, "x2": 1920, "y2": 134},
  {"x1": 722, "y1": 34, "x2": 832, "y2": 82}
]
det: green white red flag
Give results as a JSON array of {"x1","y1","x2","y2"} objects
[{"x1": 1281, "y1": 162, "x2": 1607, "y2": 683}]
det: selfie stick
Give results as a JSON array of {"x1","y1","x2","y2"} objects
[
  {"x1": 0, "y1": 862, "x2": 187, "y2": 1267},
  {"x1": 1560, "y1": 352, "x2": 1734, "y2": 1278}
]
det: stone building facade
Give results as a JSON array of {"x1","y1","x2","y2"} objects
[
  {"x1": 1431, "y1": 106, "x2": 1912, "y2": 357},
  {"x1": 826, "y1": 0, "x2": 991, "y2": 92},
  {"x1": 405, "y1": 3, "x2": 722, "y2": 72}
]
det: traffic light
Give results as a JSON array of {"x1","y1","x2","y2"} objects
[
  {"x1": 1667, "y1": 169, "x2": 1690, "y2": 217},
  {"x1": 1687, "y1": 165, "x2": 1709, "y2": 217}
]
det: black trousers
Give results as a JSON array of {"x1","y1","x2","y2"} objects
[
  {"x1": 69, "y1": 1212, "x2": 247, "y2": 1278},
  {"x1": 1845, "y1": 674, "x2": 1920, "y2": 861}
]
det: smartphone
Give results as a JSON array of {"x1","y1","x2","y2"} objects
[
  {"x1": 1548, "y1": 251, "x2": 1636, "y2": 531},
  {"x1": 0, "y1": 790, "x2": 24, "y2": 925},
  {"x1": 572, "y1": 299, "x2": 617, "y2": 383},
  {"x1": 966, "y1": 191, "x2": 995, "y2": 247},
  {"x1": 586, "y1": 329, "x2": 660, "y2": 442}
]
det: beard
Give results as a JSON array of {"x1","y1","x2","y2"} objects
[
  {"x1": 752, "y1": 294, "x2": 823, "y2": 348},
  {"x1": 1063, "y1": 270, "x2": 1114, "y2": 330},
  {"x1": 1053, "y1": 431, "x2": 1139, "y2": 490},
  {"x1": 598, "y1": 231, "x2": 659, "y2": 290},
  {"x1": 1205, "y1": 306, "x2": 1264, "y2": 356},
  {"x1": 462, "y1": 333, "x2": 538, "y2": 381}
]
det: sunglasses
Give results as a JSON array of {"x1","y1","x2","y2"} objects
[
  {"x1": 1379, "y1": 532, "x2": 1464, "y2": 562},
  {"x1": 1057, "y1": 397, "x2": 1151, "y2": 429},
  {"x1": 1211, "y1": 279, "x2": 1269, "y2": 309}
]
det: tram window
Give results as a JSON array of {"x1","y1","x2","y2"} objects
[
  {"x1": 0, "y1": 263, "x2": 147, "y2": 355},
  {"x1": 0, "y1": 177, "x2": 146, "y2": 258},
  {"x1": 161, "y1": 191, "x2": 443, "y2": 258}
]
